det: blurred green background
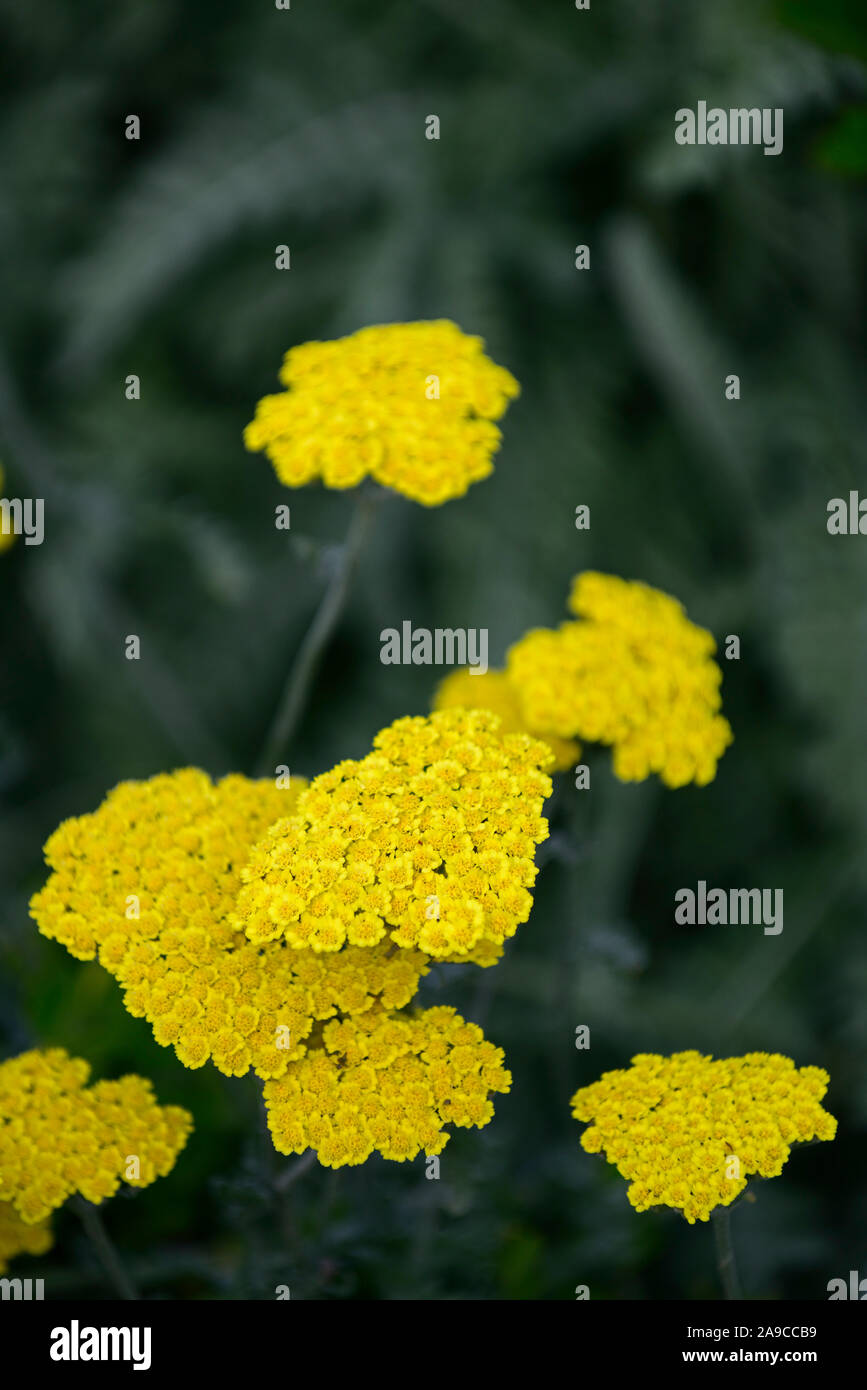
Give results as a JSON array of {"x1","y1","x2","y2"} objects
[{"x1": 1, "y1": 0, "x2": 865, "y2": 1299}]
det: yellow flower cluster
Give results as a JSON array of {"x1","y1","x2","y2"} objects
[
  {"x1": 0, "y1": 1201, "x2": 52, "y2": 1272},
  {"x1": 236, "y1": 710, "x2": 553, "y2": 959},
  {"x1": 0, "y1": 1049, "x2": 192, "y2": 1225},
  {"x1": 30, "y1": 770, "x2": 428, "y2": 1079},
  {"x1": 507, "y1": 572, "x2": 733, "y2": 787},
  {"x1": 243, "y1": 320, "x2": 520, "y2": 506},
  {"x1": 31, "y1": 714, "x2": 548, "y2": 1160},
  {"x1": 571, "y1": 1051, "x2": 836, "y2": 1224},
  {"x1": 30, "y1": 769, "x2": 295, "y2": 963},
  {"x1": 433, "y1": 668, "x2": 579, "y2": 772},
  {"x1": 264, "y1": 1005, "x2": 511, "y2": 1167}
]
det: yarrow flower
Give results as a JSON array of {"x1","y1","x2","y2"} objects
[
  {"x1": 506, "y1": 572, "x2": 733, "y2": 787},
  {"x1": 264, "y1": 1004, "x2": 511, "y2": 1167},
  {"x1": 243, "y1": 320, "x2": 520, "y2": 506},
  {"x1": 571, "y1": 1051, "x2": 836, "y2": 1225},
  {"x1": 235, "y1": 709, "x2": 553, "y2": 959},
  {"x1": 31, "y1": 712, "x2": 549, "y2": 1168},
  {"x1": 30, "y1": 770, "x2": 429, "y2": 1079},
  {"x1": 432, "y1": 668, "x2": 579, "y2": 772},
  {"x1": 0, "y1": 1200, "x2": 52, "y2": 1272},
  {"x1": 0, "y1": 1048, "x2": 192, "y2": 1226}
]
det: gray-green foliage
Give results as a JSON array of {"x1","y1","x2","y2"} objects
[{"x1": 0, "y1": 0, "x2": 864, "y2": 1299}]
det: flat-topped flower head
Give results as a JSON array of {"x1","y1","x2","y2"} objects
[
  {"x1": 507, "y1": 572, "x2": 733, "y2": 787},
  {"x1": 30, "y1": 769, "x2": 299, "y2": 963},
  {"x1": 30, "y1": 770, "x2": 429, "y2": 1079},
  {"x1": 571, "y1": 1050, "x2": 836, "y2": 1224},
  {"x1": 432, "y1": 667, "x2": 579, "y2": 772},
  {"x1": 263, "y1": 1004, "x2": 511, "y2": 1167},
  {"x1": 235, "y1": 709, "x2": 554, "y2": 959},
  {"x1": 243, "y1": 320, "x2": 520, "y2": 506},
  {"x1": 0, "y1": 1200, "x2": 52, "y2": 1272},
  {"x1": 0, "y1": 1049, "x2": 192, "y2": 1225}
]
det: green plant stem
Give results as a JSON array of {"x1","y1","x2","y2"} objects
[
  {"x1": 274, "y1": 1151, "x2": 317, "y2": 1191},
  {"x1": 72, "y1": 1196, "x2": 139, "y2": 1300},
  {"x1": 255, "y1": 486, "x2": 382, "y2": 776},
  {"x1": 712, "y1": 1206, "x2": 742, "y2": 1300}
]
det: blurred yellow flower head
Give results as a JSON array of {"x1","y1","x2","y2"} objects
[
  {"x1": 0, "y1": 463, "x2": 16, "y2": 553},
  {"x1": 265, "y1": 1003, "x2": 511, "y2": 1167},
  {"x1": 572, "y1": 1050, "x2": 836, "y2": 1224},
  {"x1": 507, "y1": 572, "x2": 733, "y2": 787},
  {"x1": 0, "y1": 1200, "x2": 52, "y2": 1272},
  {"x1": 244, "y1": 320, "x2": 519, "y2": 506}
]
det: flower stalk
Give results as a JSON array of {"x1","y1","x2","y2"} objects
[
  {"x1": 72, "y1": 1196, "x2": 139, "y2": 1301},
  {"x1": 712, "y1": 1206, "x2": 742, "y2": 1300},
  {"x1": 255, "y1": 484, "x2": 382, "y2": 777}
]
